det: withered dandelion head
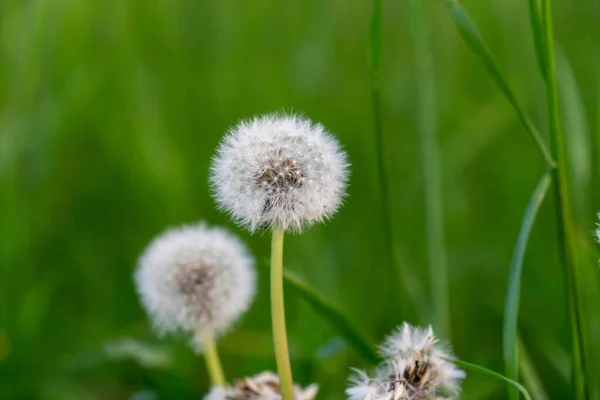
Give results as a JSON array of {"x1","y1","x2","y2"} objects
[
  {"x1": 347, "y1": 323, "x2": 465, "y2": 400},
  {"x1": 204, "y1": 371, "x2": 319, "y2": 400}
]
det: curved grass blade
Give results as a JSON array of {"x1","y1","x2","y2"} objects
[
  {"x1": 282, "y1": 268, "x2": 380, "y2": 363},
  {"x1": 448, "y1": 358, "x2": 532, "y2": 400},
  {"x1": 445, "y1": 0, "x2": 555, "y2": 167},
  {"x1": 409, "y1": 0, "x2": 450, "y2": 339},
  {"x1": 539, "y1": 0, "x2": 588, "y2": 397},
  {"x1": 528, "y1": 0, "x2": 547, "y2": 81},
  {"x1": 503, "y1": 170, "x2": 552, "y2": 400}
]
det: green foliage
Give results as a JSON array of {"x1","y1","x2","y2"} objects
[{"x1": 1, "y1": 0, "x2": 599, "y2": 399}]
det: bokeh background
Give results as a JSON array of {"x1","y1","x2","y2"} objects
[{"x1": 1, "y1": 0, "x2": 600, "y2": 399}]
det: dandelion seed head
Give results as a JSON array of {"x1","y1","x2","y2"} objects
[
  {"x1": 346, "y1": 369, "x2": 381, "y2": 400},
  {"x1": 346, "y1": 323, "x2": 465, "y2": 400},
  {"x1": 134, "y1": 222, "x2": 256, "y2": 351},
  {"x1": 204, "y1": 371, "x2": 319, "y2": 400},
  {"x1": 210, "y1": 113, "x2": 350, "y2": 233}
]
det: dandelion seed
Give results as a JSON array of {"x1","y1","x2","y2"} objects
[
  {"x1": 210, "y1": 113, "x2": 350, "y2": 233},
  {"x1": 134, "y1": 222, "x2": 256, "y2": 352},
  {"x1": 204, "y1": 371, "x2": 319, "y2": 400},
  {"x1": 347, "y1": 323, "x2": 465, "y2": 400}
]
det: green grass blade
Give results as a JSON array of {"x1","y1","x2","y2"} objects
[
  {"x1": 282, "y1": 268, "x2": 380, "y2": 364},
  {"x1": 447, "y1": 358, "x2": 532, "y2": 400},
  {"x1": 369, "y1": 0, "x2": 401, "y2": 310},
  {"x1": 528, "y1": 0, "x2": 547, "y2": 81},
  {"x1": 556, "y1": 51, "x2": 599, "y2": 398},
  {"x1": 557, "y1": 48, "x2": 592, "y2": 219},
  {"x1": 539, "y1": 0, "x2": 588, "y2": 398},
  {"x1": 503, "y1": 170, "x2": 552, "y2": 400},
  {"x1": 445, "y1": 0, "x2": 555, "y2": 166},
  {"x1": 519, "y1": 337, "x2": 551, "y2": 400},
  {"x1": 409, "y1": 0, "x2": 450, "y2": 339}
]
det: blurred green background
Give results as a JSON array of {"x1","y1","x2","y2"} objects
[{"x1": 2, "y1": 0, "x2": 600, "y2": 399}]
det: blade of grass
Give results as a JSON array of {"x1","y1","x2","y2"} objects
[
  {"x1": 528, "y1": 0, "x2": 547, "y2": 81},
  {"x1": 539, "y1": 0, "x2": 588, "y2": 398},
  {"x1": 282, "y1": 268, "x2": 380, "y2": 364},
  {"x1": 445, "y1": 0, "x2": 555, "y2": 167},
  {"x1": 557, "y1": 48, "x2": 591, "y2": 220},
  {"x1": 518, "y1": 337, "x2": 550, "y2": 400},
  {"x1": 447, "y1": 358, "x2": 532, "y2": 400},
  {"x1": 556, "y1": 49, "x2": 600, "y2": 398},
  {"x1": 409, "y1": 0, "x2": 450, "y2": 339},
  {"x1": 369, "y1": 0, "x2": 401, "y2": 311},
  {"x1": 503, "y1": 170, "x2": 552, "y2": 400}
]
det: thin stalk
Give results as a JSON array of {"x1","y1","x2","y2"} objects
[
  {"x1": 270, "y1": 228, "x2": 294, "y2": 400},
  {"x1": 409, "y1": 0, "x2": 450, "y2": 339},
  {"x1": 503, "y1": 170, "x2": 552, "y2": 400},
  {"x1": 539, "y1": 1, "x2": 587, "y2": 398},
  {"x1": 203, "y1": 329, "x2": 226, "y2": 387},
  {"x1": 370, "y1": 0, "x2": 400, "y2": 309},
  {"x1": 448, "y1": 358, "x2": 532, "y2": 400}
]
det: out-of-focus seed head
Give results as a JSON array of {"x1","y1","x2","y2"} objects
[
  {"x1": 204, "y1": 371, "x2": 319, "y2": 400},
  {"x1": 210, "y1": 113, "x2": 350, "y2": 233},
  {"x1": 134, "y1": 222, "x2": 256, "y2": 351}
]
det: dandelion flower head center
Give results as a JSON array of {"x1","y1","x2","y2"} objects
[
  {"x1": 387, "y1": 345, "x2": 436, "y2": 398},
  {"x1": 174, "y1": 260, "x2": 214, "y2": 320},
  {"x1": 256, "y1": 153, "x2": 306, "y2": 195}
]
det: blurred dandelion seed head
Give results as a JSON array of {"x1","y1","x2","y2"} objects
[
  {"x1": 595, "y1": 211, "x2": 600, "y2": 242},
  {"x1": 210, "y1": 113, "x2": 350, "y2": 233},
  {"x1": 347, "y1": 323, "x2": 465, "y2": 400},
  {"x1": 134, "y1": 222, "x2": 256, "y2": 351},
  {"x1": 204, "y1": 371, "x2": 319, "y2": 400}
]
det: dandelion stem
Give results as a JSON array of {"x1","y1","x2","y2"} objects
[
  {"x1": 270, "y1": 227, "x2": 294, "y2": 400},
  {"x1": 203, "y1": 329, "x2": 226, "y2": 387}
]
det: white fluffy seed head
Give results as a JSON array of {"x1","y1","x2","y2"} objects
[
  {"x1": 346, "y1": 323, "x2": 465, "y2": 400},
  {"x1": 134, "y1": 222, "x2": 256, "y2": 352},
  {"x1": 204, "y1": 371, "x2": 319, "y2": 400},
  {"x1": 210, "y1": 113, "x2": 350, "y2": 233}
]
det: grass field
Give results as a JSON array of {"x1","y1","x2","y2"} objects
[{"x1": 1, "y1": 0, "x2": 600, "y2": 399}]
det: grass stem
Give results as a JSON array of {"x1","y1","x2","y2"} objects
[{"x1": 539, "y1": 0, "x2": 587, "y2": 398}]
